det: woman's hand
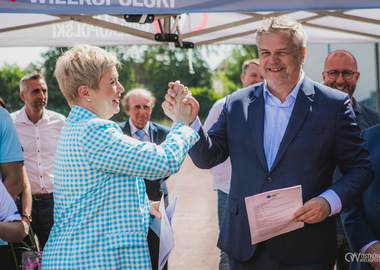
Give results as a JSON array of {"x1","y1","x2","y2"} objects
[
  {"x1": 162, "y1": 80, "x2": 199, "y2": 126},
  {"x1": 149, "y1": 201, "x2": 162, "y2": 219}
]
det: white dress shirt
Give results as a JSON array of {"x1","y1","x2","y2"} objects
[
  {"x1": 11, "y1": 107, "x2": 65, "y2": 194},
  {"x1": 129, "y1": 119, "x2": 151, "y2": 142},
  {"x1": 203, "y1": 97, "x2": 231, "y2": 194}
]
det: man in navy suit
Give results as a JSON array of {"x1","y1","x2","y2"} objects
[
  {"x1": 162, "y1": 16, "x2": 373, "y2": 269},
  {"x1": 341, "y1": 124, "x2": 380, "y2": 270},
  {"x1": 119, "y1": 88, "x2": 170, "y2": 270}
]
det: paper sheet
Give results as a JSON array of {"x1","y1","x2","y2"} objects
[
  {"x1": 157, "y1": 195, "x2": 177, "y2": 270},
  {"x1": 245, "y1": 185, "x2": 304, "y2": 245}
]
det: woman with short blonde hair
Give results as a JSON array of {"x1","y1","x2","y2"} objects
[{"x1": 42, "y1": 44, "x2": 198, "y2": 270}]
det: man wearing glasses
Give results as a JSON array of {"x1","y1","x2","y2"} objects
[
  {"x1": 323, "y1": 50, "x2": 380, "y2": 130},
  {"x1": 323, "y1": 49, "x2": 380, "y2": 270}
]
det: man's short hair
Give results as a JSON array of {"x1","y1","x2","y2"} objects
[
  {"x1": 256, "y1": 15, "x2": 307, "y2": 50},
  {"x1": 242, "y1": 59, "x2": 260, "y2": 75},
  {"x1": 20, "y1": 71, "x2": 45, "y2": 93},
  {"x1": 324, "y1": 49, "x2": 358, "y2": 71},
  {"x1": 121, "y1": 88, "x2": 156, "y2": 111}
]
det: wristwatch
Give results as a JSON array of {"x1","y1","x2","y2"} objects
[{"x1": 21, "y1": 214, "x2": 32, "y2": 223}]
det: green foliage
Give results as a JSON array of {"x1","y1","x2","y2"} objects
[
  {"x1": 0, "y1": 64, "x2": 27, "y2": 112},
  {"x1": 111, "y1": 45, "x2": 213, "y2": 123},
  {"x1": 132, "y1": 46, "x2": 212, "y2": 122},
  {"x1": 190, "y1": 87, "x2": 222, "y2": 122},
  {"x1": 109, "y1": 47, "x2": 142, "y2": 123},
  {"x1": 0, "y1": 45, "x2": 214, "y2": 124},
  {"x1": 215, "y1": 69, "x2": 240, "y2": 96},
  {"x1": 222, "y1": 45, "x2": 259, "y2": 93},
  {"x1": 41, "y1": 47, "x2": 71, "y2": 116}
]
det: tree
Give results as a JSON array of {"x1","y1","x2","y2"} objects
[
  {"x1": 134, "y1": 46, "x2": 213, "y2": 121},
  {"x1": 112, "y1": 45, "x2": 213, "y2": 123},
  {"x1": 220, "y1": 45, "x2": 259, "y2": 94},
  {"x1": 190, "y1": 87, "x2": 222, "y2": 122},
  {"x1": 41, "y1": 47, "x2": 71, "y2": 116},
  {"x1": 1, "y1": 45, "x2": 216, "y2": 124},
  {"x1": 0, "y1": 64, "x2": 27, "y2": 112}
]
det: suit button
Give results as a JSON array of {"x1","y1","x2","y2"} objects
[
  {"x1": 377, "y1": 202, "x2": 380, "y2": 207},
  {"x1": 266, "y1": 177, "x2": 272, "y2": 183}
]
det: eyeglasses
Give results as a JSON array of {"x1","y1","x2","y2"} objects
[{"x1": 324, "y1": 70, "x2": 357, "y2": 80}]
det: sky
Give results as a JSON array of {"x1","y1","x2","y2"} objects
[{"x1": 0, "y1": 46, "x2": 50, "y2": 69}]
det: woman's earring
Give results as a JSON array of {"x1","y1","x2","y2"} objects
[{"x1": 87, "y1": 98, "x2": 90, "y2": 102}]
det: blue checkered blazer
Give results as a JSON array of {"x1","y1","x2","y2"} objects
[{"x1": 42, "y1": 106, "x2": 199, "y2": 269}]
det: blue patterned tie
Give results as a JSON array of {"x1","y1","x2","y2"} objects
[{"x1": 135, "y1": 129, "x2": 145, "y2": 141}]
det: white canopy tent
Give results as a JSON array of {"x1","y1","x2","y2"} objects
[
  {"x1": 1, "y1": 0, "x2": 380, "y2": 47},
  {"x1": 1, "y1": 0, "x2": 380, "y2": 109}
]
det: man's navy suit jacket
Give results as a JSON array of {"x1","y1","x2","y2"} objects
[
  {"x1": 189, "y1": 76, "x2": 373, "y2": 265},
  {"x1": 353, "y1": 97, "x2": 380, "y2": 130},
  {"x1": 119, "y1": 120, "x2": 170, "y2": 201},
  {"x1": 341, "y1": 124, "x2": 380, "y2": 270}
]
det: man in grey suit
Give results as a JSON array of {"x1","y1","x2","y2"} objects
[
  {"x1": 163, "y1": 16, "x2": 373, "y2": 269},
  {"x1": 323, "y1": 49, "x2": 380, "y2": 270},
  {"x1": 119, "y1": 88, "x2": 170, "y2": 270}
]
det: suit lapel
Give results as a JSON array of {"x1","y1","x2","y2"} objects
[
  {"x1": 149, "y1": 122, "x2": 158, "y2": 143},
  {"x1": 249, "y1": 86, "x2": 268, "y2": 172},
  {"x1": 270, "y1": 76, "x2": 315, "y2": 172},
  {"x1": 121, "y1": 121, "x2": 132, "y2": 136}
]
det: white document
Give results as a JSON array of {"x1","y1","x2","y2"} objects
[
  {"x1": 158, "y1": 195, "x2": 177, "y2": 270},
  {"x1": 245, "y1": 185, "x2": 304, "y2": 245}
]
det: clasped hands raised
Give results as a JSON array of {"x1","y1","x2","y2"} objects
[{"x1": 161, "y1": 80, "x2": 199, "y2": 126}]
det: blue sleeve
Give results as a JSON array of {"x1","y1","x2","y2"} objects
[
  {"x1": 82, "y1": 119, "x2": 199, "y2": 180},
  {"x1": 0, "y1": 181, "x2": 21, "y2": 222},
  {"x1": 319, "y1": 189, "x2": 342, "y2": 216},
  {"x1": 0, "y1": 108, "x2": 24, "y2": 163}
]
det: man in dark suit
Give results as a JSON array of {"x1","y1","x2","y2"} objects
[
  {"x1": 341, "y1": 124, "x2": 380, "y2": 270},
  {"x1": 323, "y1": 49, "x2": 380, "y2": 131},
  {"x1": 323, "y1": 49, "x2": 380, "y2": 270},
  {"x1": 162, "y1": 15, "x2": 373, "y2": 269},
  {"x1": 119, "y1": 88, "x2": 170, "y2": 270}
]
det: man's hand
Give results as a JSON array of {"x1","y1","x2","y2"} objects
[
  {"x1": 292, "y1": 197, "x2": 331, "y2": 224},
  {"x1": 162, "y1": 80, "x2": 199, "y2": 125},
  {"x1": 365, "y1": 242, "x2": 380, "y2": 270},
  {"x1": 21, "y1": 218, "x2": 30, "y2": 237}
]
